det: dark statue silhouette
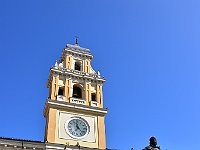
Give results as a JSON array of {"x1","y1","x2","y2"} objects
[{"x1": 143, "y1": 137, "x2": 160, "y2": 150}]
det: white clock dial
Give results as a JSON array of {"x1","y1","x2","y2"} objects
[{"x1": 65, "y1": 117, "x2": 89, "y2": 139}]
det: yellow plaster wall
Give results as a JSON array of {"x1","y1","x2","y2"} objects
[
  {"x1": 46, "y1": 108, "x2": 57, "y2": 143},
  {"x1": 97, "y1": 116, "x2": 106, "y2": 149}
]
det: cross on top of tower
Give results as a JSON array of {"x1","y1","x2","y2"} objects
[{"x1": 75, "y1": 36, "x2": 79, "y2": 45}]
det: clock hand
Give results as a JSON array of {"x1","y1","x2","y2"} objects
[
  {"x1": 78, "y1": 125, "x2": 81, "y2": 130},
  {"x1": 76, "y1": 123, "x2": 80, "y2": 130}
]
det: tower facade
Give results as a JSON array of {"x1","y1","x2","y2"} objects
[{"x1": 44, "y1": 43, "x2": 107, "y2": 149}]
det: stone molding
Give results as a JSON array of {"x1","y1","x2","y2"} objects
[
  {"x1": 0, "y1": 138, "x2": 45, "y2": 149},
  {"x1": 46, "y1": 142, "x2": 101, "y2": 150},
  {"x1": 0, "y1": 138, "x2": 106, "y2": 150},
  {"x1": 60, "y1": 44, "x2": 93, "y2": 62},
  {"x1": 43, "y1": 100, "x2": 108, "y2": 118},
  {"x1": 47, "y1": 67, "x2": 105, "y2": 88}
]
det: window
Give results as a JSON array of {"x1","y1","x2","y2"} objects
[
  {"x1": 73, "y1": 86, "x2": 82, "y2": 98},
  {"x1": 91, "y1": 93, "x2": 96, "y2": 101},
  {"x1": 75, "y1": 62, "x2": 81, "y2": 71},
  {"x1": 58, "y1": 87, "x2": 64, "y2": 95}
]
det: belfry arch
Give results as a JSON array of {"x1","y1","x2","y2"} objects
[
  {"x1": 72, "y1": 84, "x2": 82, "y2": 98},
  {"x1": 74, "y1": 61, "x2": 81, "y2": 71}
]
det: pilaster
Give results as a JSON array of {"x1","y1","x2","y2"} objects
[
  {"x1": 85, "y1": 82, "x2": 91, "y2": 106},
  {"x1": 65, "y1": 56, "x2": 73, "y2": 69},
  {"x1": 46, "y1": 108, "x2": 57, "y2": 143},
  {"x1": 64, "y1": 79, "x2": 71, "y2": 102},
  {"x1": 84, "y1": 59, "x2": 90, "y2": 73},
  {"x1": 50, "y1": 76, "x2": 56, "y2": 100},
  {"x1": 96, "y1": 85, "x2": 103, "y2": 108},
  {"x1": 98, "y1": 116, "x2": 106, "y2": 149},
  {"x1": 99, "y1": 85, "x2": 103, "y2": 108},
  {"x1": 54, "y1": 76, "x2": 59, "y2": 99}
]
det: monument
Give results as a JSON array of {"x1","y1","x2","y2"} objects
[{"x1": 143, "y1": 137, "x2": 160, "y2": 150}]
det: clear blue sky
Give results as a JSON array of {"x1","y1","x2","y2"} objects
[{"x1": 0, "y1": 0, "x2": 200, "y2": 150}]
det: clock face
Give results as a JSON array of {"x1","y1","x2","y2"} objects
[{"x1": 65, "y1": 117, "x2": 89, "y2": 139}]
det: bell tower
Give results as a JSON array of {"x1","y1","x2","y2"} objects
[{"x1": 44, "y1": 41, "x2": 107, "y2": 149}]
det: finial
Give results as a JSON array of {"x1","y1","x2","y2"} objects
[
  {"x1": 54, "y1": 60, "x2": 58, "y2": 68},
  {"x1": 75, "y1": 36, "x2": 79, "y2": 45},
  {"x1": 98, "y1": 70, "x2": 101, "y2": 76}
]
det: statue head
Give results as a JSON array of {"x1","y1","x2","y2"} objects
[{"x1": 149, "y1": 136, "x2": 157, "y2": 147}]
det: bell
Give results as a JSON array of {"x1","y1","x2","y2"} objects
[{"x1": 73, "y1": 92, "x2": 79, "y2": 98}]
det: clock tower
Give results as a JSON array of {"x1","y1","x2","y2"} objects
[{"x1": 44, "y1": 42, "x2": 107, "y2": 150}]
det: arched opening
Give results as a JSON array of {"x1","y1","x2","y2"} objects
[
  {"x1": 75, "y1": 62, "x2": 81, "y2": 71},
  {"x1": 58, "y1": 87, "x2": 64, "y2": 95},
  {"x1": 91, "y1": 93, "x2": 96, "y2": 101},
  {"x1": 73, "y1": 86, "x2": 82, "y2": 98}
]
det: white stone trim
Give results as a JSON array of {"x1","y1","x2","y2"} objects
[
  {"x1": 64, "y1": 117, "x2": 90, "y2": 140},
  {"x1": 66, "y1": 44, "x2": 90, "y2": 53},
  {"x1": 90, "y1": 66, "x2": 96, "y2": 74},
  {"x1": 0, "y1": 138, "x2": 45, "y2": 149},
  {"x1": 44, "y1": 100, "x2": 107, "y2": 117},
  {"x1": 47, "y1": 67, "x2": 105, "y2": 88},
  {"x1": 57, "y1": 95, "x2": 66, "y2": 101},
  {"x1": 90, "y1": 101, "x2": 99, "y2": 107},
  {"x1": 70, "y1": 97, "x2": 86, "y2": 105},
  {"x1": 60, "y1": 46, "x2": 93, "y2": 63}
]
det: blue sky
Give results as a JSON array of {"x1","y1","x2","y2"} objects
[{"x1": 0, "y1": 0, "x2": 200, "y2": 149}]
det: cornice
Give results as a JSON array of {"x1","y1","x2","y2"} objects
[
  {"x1": 0, "y1": 138, "x2": 110, "y2": 150},
  {"x1": 0, "y1": 138, "x2": 45, "y2": 149},
  {"x1": 60, "y1": 45, "x2": 93, "y2": 62},
  {"x1": 66, "y1": 44, "x2": 90, "y2": 53},
  {"x1": 43, "y1": 100, "x2": 108, "y2": 117},
  {"x1": 47, "y1": 67, "x2": 105, "y2": 87},
  {"x1": 46, "y1": 142, "x2": 101, "y2": 150}
]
